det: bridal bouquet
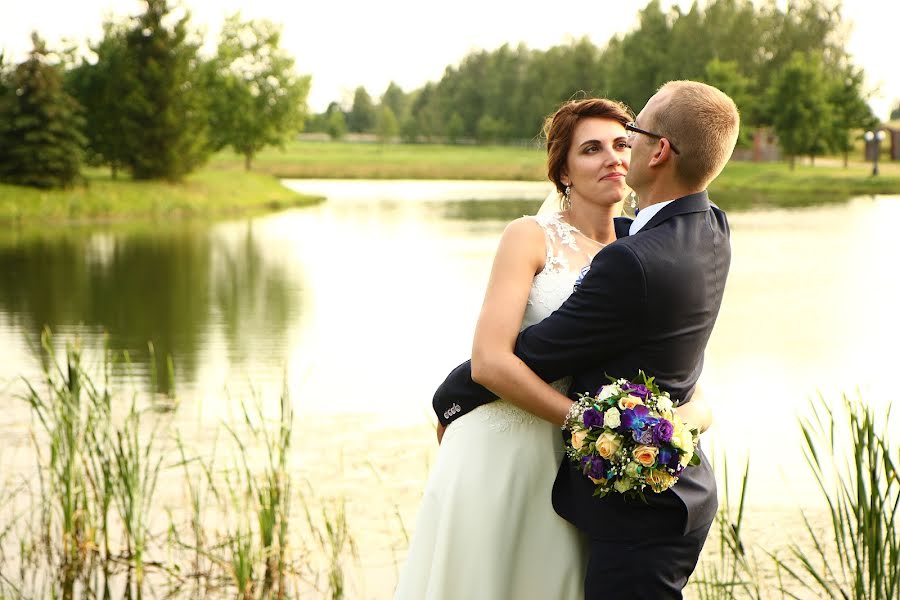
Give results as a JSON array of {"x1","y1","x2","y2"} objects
[{"x1": 564, "y1": 371, "x2": 700, "y2": 500}]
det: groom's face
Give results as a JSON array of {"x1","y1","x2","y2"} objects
[{"x1": 625, "y1": 93, "x2": 666, "y2": 193}]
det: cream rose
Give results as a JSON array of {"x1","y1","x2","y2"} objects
[
  {"x1": 570, "y1": 429, "x2": 588, "y2": 451},
  {"x1": 595, "y1": 431, "x2": 622, "y2": 459},
  {"x1": 633, "y1": 445, "x2": 659, "y2": 467},
  {"x1": 673, "y1": 427, "x2": 695, "y2": 453},
  {"x1": 618, "y1": 395, "x2": 644, "y2": 411},
  {"x1": 598, "y1": 384, "x2": 619, "y2": 400},
  {"x1": 603, "y1": 407, "x2": 621, "y2": 429}
]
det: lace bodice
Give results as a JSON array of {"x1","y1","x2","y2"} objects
[{"x1": 472, "y1": 212, "x2": 606, "y2": 432}]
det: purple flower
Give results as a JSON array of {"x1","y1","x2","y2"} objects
[
  {"x1": 581, "y1": 456, "x2": 608, "y2": 480},
  {"x1": 653, "y1": 419, "x2": 674, "y2": 443},
  {"x1": 623, "y1": 382, "x2": 652, "y2": 400},
  {"x1": 632, "y1": 429, "x2": 654, "y2": 445},
  {"x1": 583, "y1": 408, "x2": 604, "y2": 429},
  {"x1": 620, "y1": 405, "x2": 651, "y2": 430},
  {"x1": 657, "y1": 446, "x2": 677, "y2": 468}
]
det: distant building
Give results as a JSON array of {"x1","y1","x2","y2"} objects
[{"x1": 885, "y1": 121, "x2": 900, "y2": 161}]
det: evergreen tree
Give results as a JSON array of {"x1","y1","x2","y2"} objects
[
  {"x1": 0, "y1": 33, "x2": 85, "y2": 188},
  {"x1": 380, "y1": 81, "x2": 407, "y2": 121},
  {"x1": 203, "y1": 14, "x2": 311, "y2": 170},
  {"x1": 120, "y1": 0, "x2": 209, "y2": 180},
  {"x1": 347, "y1": 87, "x2": 376, "y2": 133}
]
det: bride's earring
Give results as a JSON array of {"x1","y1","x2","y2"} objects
[
  {"x1": 629, "y1": 191, "x2": 638, "y2": 212},
  {"x1": 563, "y1": 184, "x2": 571, "y2": 210}
]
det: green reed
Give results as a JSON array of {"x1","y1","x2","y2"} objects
[
  {"x1": 21, "y1": 333, "x2": 96, "y2": 586},
  {"x1": 691, "y1": 457, "x2": 767, "y2": 600},
  {"x1": 303, "y1": 497, "x2": 355, "y2": 600},
  {"x1": 110, "y1": 398, "x2": 162, "y2": 597},
  {"x1": 773, "y1": 393, "x2": 900, "y2": 599},
  {"x1": 208, "y1": 389, "x2": 295, "y2": 598}
]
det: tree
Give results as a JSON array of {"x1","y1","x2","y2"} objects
[
  {"x1": 326, "y1": 108, "x2": 347, "y2": 140},
  {"x1": 826, "y1": 65, "x2": 877, "y2": 167},
  {"x1": 890, "y1": 102, "x2": 900, "y2": 121},
  {"x1": 0, "y1": 33, "x2": 85, "y2": 188},
  {"x1": 380, "y1": 81, "x2": 407, "y2": 121},
  {"x1": 445, "y1": 112, "x2": 465, "y2": 144},
  {"x1": 347, "y1": 86, "x2": 376, "y2": 133},
  {"x1": 769, "y1": 52, "x2": 830, "y2": 169},
  {"x1": 204, "y1": 14, "x2": 311, "y2": 170},
  {"x1": 376, "y1": 105, "x2": 398, "y2": 144},
  {"x1": 120, "y1": 0, "x2": 209, "y2": 180},
  {"x1": 703, "y1": 58, "x2": 754, "y2": 146},
  {"x1": 66, "y1": 21, "x2": 131, "y2": 178}
]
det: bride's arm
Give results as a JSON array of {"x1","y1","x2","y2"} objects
[{"x1": 468, "y1": 218, "x2": 575, "y2": 427}]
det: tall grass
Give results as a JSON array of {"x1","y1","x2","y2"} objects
[
  {"x1": 21, "y1": 333, "x2": 97, "y2": 591},
  {"x1": 773, "y1": 393, "x2": 900, "y2": 599},
  {"x1": 691, "y1": 458, "x2": 766, "y2": 600},
  {"x1": 216, "y1": 390, "x2": 295, "y2": 598}
]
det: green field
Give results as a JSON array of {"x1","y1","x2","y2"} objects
[
  {"x1": 215, "y1": 140, "x2": 900, "y2": 209},
  {"x1": 211, "y1": 141, "x2": 548, "y2": 180},
  {"x1": 0, "y1": 167, "x2": 323, "y2": 224}
]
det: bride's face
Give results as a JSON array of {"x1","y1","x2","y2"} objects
[{"x1": 562, "y1": 117, "x2": 630, "y2": 207}]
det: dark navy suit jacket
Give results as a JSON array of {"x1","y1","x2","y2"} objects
[{"x1": 432, "y1": 191, "x2": 730, "y2": 538}]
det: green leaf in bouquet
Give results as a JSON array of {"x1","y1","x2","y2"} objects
[{"x1": 689, "y1": 452, "x2": 702, "y2": 466}]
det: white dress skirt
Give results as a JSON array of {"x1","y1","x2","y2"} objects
[{"x1": 395, "y1": 212, "x2": 605, "y2": 600}]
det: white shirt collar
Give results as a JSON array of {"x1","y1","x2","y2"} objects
[{"x1": 629, "y1": 199, "x2": 675, "y2": 235}]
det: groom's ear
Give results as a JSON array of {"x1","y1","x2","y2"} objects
[{"x1": 648, "y1": 140, "x2": 676, "y2": 167}]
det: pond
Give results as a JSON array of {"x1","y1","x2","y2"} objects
[{"x1": 1, "y1": 180, "x2": 898, "y2": 597}]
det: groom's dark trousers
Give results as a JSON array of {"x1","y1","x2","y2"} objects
[{"x1": 433, "y1": 192, "x2": 730, "y2": 599}]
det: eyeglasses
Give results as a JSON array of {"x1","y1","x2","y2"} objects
[{"x1": 625, "y1": 122, "x2": 680, "y2": 155}]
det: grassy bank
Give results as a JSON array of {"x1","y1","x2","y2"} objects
[
  {"x1": 0, "y1": 167, "x2": 323, "y2": 224},
  {"x1": 211, "y1": 141, "x2": 547, "y2": 180},
  {"x1": 217, "y1": 140, "x2": 900, "y2": 209}
]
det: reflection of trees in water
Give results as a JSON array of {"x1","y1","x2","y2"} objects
[
  {"x1": 211, "y1": 223, "x2": 298, "y2": 367},
  {"x1": 0, "y1": 228, "x2": 211, "y2": 393},
  {"x1": 0, "y1": 223, "x2": 303, "y2": 395},
  {"x1": 437, "y1": 199, "x2": 543, "y2": 222}
]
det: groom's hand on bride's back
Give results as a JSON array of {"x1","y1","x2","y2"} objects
[{"x1": 436, "y1": 422, "x2": 446, "y2": 444}]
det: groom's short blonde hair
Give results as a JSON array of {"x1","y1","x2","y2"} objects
[{"x1": 650, "y1": 81, "x2": 739, "y2": 189}]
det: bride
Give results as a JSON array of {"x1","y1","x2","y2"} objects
[{"x1": 394, "y1": 98, "x2": 711, "y2": 599}]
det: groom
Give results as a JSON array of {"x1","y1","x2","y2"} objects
[{"x1": 433, "y1": 80, "x2": 738, "y2": 598}]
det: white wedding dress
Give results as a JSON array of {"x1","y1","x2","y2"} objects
[{"x1": 395, "y1": 212, "x2": 605, "y2": 600}]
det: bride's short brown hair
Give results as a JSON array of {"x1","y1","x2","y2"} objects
[{"x1": 543, "y1": 97, "x2": 633, "y2": 196}]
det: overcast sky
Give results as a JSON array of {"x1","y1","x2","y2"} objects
[{"x1": 3, "y1": 0, "x2": 898, "y2": 119}]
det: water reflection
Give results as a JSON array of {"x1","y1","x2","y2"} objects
[{"x1": 0, "y1": 222, "x2": 304, "y2": 397}]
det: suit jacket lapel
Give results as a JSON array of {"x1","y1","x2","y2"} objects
[
  {"x1": 613, "y1": 216, "x2": 633, "y2": 239},
  {"x1": 642, "y1": 191, "x2": 711, "y2": 232}
]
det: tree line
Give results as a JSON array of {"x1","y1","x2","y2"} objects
[
  {"x1": 0, "y1": 0, "x2": 309, "y2": 188},
  {"x1": 308, "y1": 0, "x2": 880, "y2": 168},
  {"x1": 0, "y1": 0, "x2": 889, "y2": 190}
]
